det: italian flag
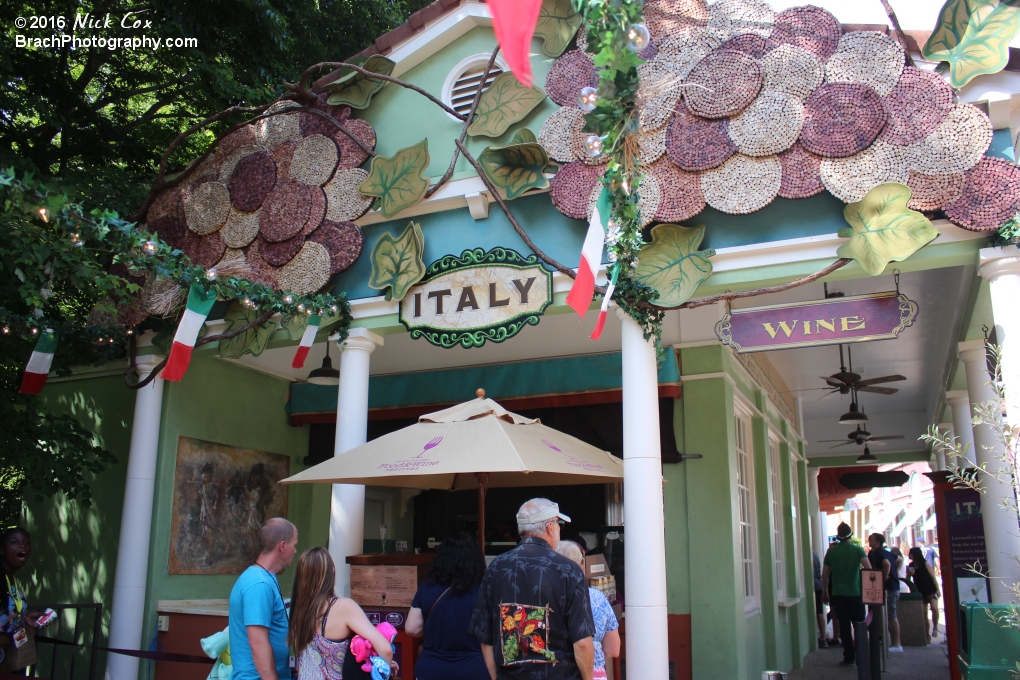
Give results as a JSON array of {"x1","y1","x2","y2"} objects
[
  {"x1": 566, "y1": 187, "x2": 611, "y2": 319},
  {"x1": 19, "y1": 329, "x2": 57, "y2": 394},
  {"x1": 162, "y1": 282, "x2": 217, "y2": 382},
  {"x1": 590, "y1": 263, "x2": 621, "y2": 341},
  {"x1": 486, "y1": 0, "x2": 544, "y2": 88},
  {"x1": 292, "y1": 314, "x2": 322, "y2": 369}
]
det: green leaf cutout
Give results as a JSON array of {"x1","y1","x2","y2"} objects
[
  {"x1": 367, "y1": 221, "x2": 426, "y2": 302},
  {"x1": 923, "y1": 0, "x2": 1020, "y2": 88},
  {"x1": 512, "y1": 128, "x2": 538, "y2": 144},
  {"x1": 219, "y1": 301, "x2": 278, "y2": 359},
  {"x1": 534, "y1": 0, "x2": 583, "y2": 57},
  {"x1": 634, "y1": 224, "x2": 714, "y2": 307},
  {"x1": 323, "y1": 55, "x2": 396, "y2": 109},
  {"x1": 837, "y1": 183, "x2": 939, "y2": 277},
  {"x1": 280, "y1": 312, "x2": 309, "y2": 341},
  {"x1": 478, "y1": 142, "x2": 554, "y2": 200},
  {"x1": 358, "y1": 139, "x2": 430, "y2": 218},
  {"x1": 467, "y1": 73, "x2": 546, "y2": 138}
]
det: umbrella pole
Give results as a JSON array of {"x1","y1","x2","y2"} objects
[{"x1": 476, "y1": 472, "x2": 489, "y2": 556}]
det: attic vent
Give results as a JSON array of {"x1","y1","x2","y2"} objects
[
  {"x1": 442, "y1": 54, "x2": 510, "y2": 121},
  {"x1": 451, "y1": 64, "x2": 503, "y2": 115}
]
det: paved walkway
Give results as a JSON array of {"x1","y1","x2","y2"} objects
[{"x1": 789, "y1": 627, "x2": 951, "y2": 680}]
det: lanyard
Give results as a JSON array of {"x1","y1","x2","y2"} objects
[
  {"x1": 254, "y1": 564, "x2": 289, "y2": 621},
  {"x1": 5, "y1": 574, "x2": 23, "y2": 617}
]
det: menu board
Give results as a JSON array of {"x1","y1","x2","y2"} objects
[
  {"x1": 861, "y1": 569, "x2": 885, "y2": 605},
  {"x1": 944, "y1": 488, "x2": 990, "y2": 602}
]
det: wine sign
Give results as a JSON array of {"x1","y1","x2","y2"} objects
[
  {"x1": 399, "y1": 248, "x2": 552, "y2": 348},
  {"x1": 715, "y1": 291, "x2": 919, "y2": 353}
]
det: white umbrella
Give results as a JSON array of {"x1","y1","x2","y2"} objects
[{"x1": 282, "y1": 389, "x2": 623, "y2": 548}]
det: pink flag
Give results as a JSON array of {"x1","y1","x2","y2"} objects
[{"x1": 487, "y1": 0, "x2": 544, "y2": 88}]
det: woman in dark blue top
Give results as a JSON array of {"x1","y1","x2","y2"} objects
[{"x1": 405, "y1": 533, "x2": 489, "y2": 680}]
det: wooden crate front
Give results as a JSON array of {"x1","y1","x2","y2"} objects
[{"x1": 350, "y1": 565, "x2": 420, "y2": 608}]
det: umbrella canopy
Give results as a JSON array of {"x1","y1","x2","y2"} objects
[{"x1": 281, "y1": 394, "x2": 623, "y2": 490}]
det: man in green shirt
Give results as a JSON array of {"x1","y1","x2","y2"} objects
[{"x1": 822, "y1": 523, "x2": 871, "y2": 666}]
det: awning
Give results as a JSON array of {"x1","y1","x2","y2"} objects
[
  {"x1": 865, "y1": 502, "x2": 906, "y2": 533},
  {"x1": 892, "y1": 497, "x2": 935, "y2": 536},
  {"x1": 920, "y1": 512, "x2": 937, "y2": 532}
]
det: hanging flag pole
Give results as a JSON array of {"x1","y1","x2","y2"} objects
[
  {"x1": 566, "y1": 187, "x2": 612, "y2": 318},
  {"x1": 19, "y1": 329, "x2": 57, "y2": 394},
  {"x1": 292, "y1": 314, "x2": 322, "y2": 369},
  {"x1": 590, "y1": 262, "x2": 621, "y2": 340},
  {"x1": 162, "y1": 282, "x2": 217, "y2": 382}
]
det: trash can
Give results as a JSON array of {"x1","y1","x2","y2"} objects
[
  {"x1": 959, "y1": 602, "x2": 1020, "y2": 679},
  {"x1": 898, "y1": 593, "x2": 928, "y2": 646}
]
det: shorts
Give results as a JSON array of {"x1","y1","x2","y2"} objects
[
  {"x1": 815, "y1": 590, "x2": 824, "y2": 615},
  {"x1": 886, "y1": 590, "x2": 900, "y2": 619}
]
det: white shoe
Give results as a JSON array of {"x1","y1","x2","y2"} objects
[{"x1": 889, "y1": 646, "x2": 904, "y2": 653}]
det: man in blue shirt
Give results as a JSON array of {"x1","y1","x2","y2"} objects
[{"x1": 230, "y1": 518, "x2": 298, "y2": 680}]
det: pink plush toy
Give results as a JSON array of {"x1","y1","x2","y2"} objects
[{"x1": 351, "y1": 622, "x2": 398, "y2": 677}]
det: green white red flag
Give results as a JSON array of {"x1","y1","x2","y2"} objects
[
  {"x1": 162, "y1": 282, "x2": 217, "y2": 382},
  {"x1": 566, "y1": 187, "x2": 611, "y2": 321},
  {"x1": 19, "y1": 329, "x2": 57, "y2": 394},
  {"x1": 486, "y1": 0, "x2": 543, "y2": 88},
  {"x1": 292, "y1": 315, "x2": 322, "y2": 368}
]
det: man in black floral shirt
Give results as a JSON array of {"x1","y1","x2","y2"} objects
[{"x1": 470, "y1": 498, "x2": 595, "y2": 680}]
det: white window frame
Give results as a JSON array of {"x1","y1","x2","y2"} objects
[
  {"x1": 734, "y1": 399, "x2": 759, "y2": 613},
  {"x1": 768, "y1": 434, "x2": 786, "y2": 598},
  {"x1": 789, "y1": 453, "x2": 804, "y2": 597},
  {"x1": 441, "y1": 53, "x2": 510, "y2": 122}
]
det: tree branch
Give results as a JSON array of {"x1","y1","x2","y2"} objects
[
  {"x1": 425, "y1": 47, "x2": 500, "y2": 199},
  {"x1": 880, "y1": 0, "x2": 917, "y2": 68},
  {"x1": 288, "y1": 62, "x2": 466, "y2": 120}
]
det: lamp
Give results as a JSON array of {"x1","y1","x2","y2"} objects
[
  {"x1": 856, "y1": 445, "x2": 878, "y2": 464},
  {"x1": 306, "y1": 342, "x2": 340, "y2": 385},
  {"x1": 838, "y1": 391, "x2": 869, "y2": 425}
]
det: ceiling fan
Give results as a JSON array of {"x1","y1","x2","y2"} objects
[
  {"x1": 821, "y1": 345, "x2": 906, "y2": 396},
  {"x1": 817, "y1": 424, "x2": 905, "y2": 449}
]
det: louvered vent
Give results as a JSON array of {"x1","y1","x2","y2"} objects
[{"x1": 450, "y1": 63, "x2": 504, "y2": 116}]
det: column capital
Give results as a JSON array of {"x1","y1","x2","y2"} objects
[
  {"x1": 135, "y1": 354, "x2": 166, "y2": 374},
  {"x1": 945, "y1": 390, "x2": 970, "y2": 406},
  {"x1": 958, "y1": 339, "x2": 988, "y2": 364},
  {"x1": 979, "y1": 245, "x2": 1020, "y2": 283},
  {"x1": 339, "y1": 327, "x2": 383, "y2": 353}
]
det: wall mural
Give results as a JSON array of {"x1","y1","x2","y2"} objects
[{"x1": 168, "y1": 436, "x2": 290, "y2": 574}]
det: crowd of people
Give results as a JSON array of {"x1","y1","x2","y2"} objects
[
  {"x1": 812, "y1": 522, "x2": 942, "y2": 668},
  {"x1": 229, "y1": 497, "x2": 618, "y2": 680}
]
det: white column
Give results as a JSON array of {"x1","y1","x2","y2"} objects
[
  {"x1": 329, "y1": 328, "x2": 383, "y2": 596},
  {"x1": 106, "y1": 357, "x2": 164, "y2": 680},
  {"x1": 617, "y1": 309, "x2": 669, "y2": 679},
  {"x1": 807, "y1": 468, "x2": 825, "y2": 561},
  {"x1": 946, "y1": 390, "x2": 977, "y2": 467},
  {"x1": 934, "y1": 424, "x2": 952, "y2": 471},
  {"x1": 959, "y1": 340, "x2": 1020, "y2": 602},
  {"x1": 980, "y1": 246, "x2": 1020, "y2": 426}
]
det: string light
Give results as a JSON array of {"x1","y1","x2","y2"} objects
[
  {"x1": 70, "y1": 232, "x2": 83, "y2": 247},
  {"x1": 583, "y1": 135, "x2": 604, "y2": 157},
  {"x1": 284, "y1": 295, "x2": 294, "y2": 304},
  {"x1": 142, "y1": 240, "x2": 159, "y2": 255},
  {"x1": 30, "y1": 328, "x2": 38, "y2": 335},
  {"x1": 297, "y1": 304, "x2": 305, "y2": 312},
  {"x1": 206, "y1": 268, "x2": 218, "y2": 281},
  {"x1": 578, "y1": 87, "x2": 598, "y2": 112},
  {"x1": 625, "y1": 23, "x2": 651, "y2": 52},
  {"x1": 38, "y1": 207, "x2": 49, "y2": 223},
  {"x1": 2, "y1": 326, "x2": 8, "y2": 334}
]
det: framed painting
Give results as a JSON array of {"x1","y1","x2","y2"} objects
[{"x1": 168, "y1": 436, "x2": 291, "y2": 574}]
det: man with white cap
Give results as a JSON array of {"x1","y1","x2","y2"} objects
[{"x1": 470, "y1": 498, "x2": 595, "y2": 680}]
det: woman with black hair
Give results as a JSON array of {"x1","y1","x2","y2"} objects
[
  {"x1": 1, "y1": 527, "x2": 45, "y2": 674},
  {"x1": 405, "y1": 533, "x2": 488, "y2": 680},
  {"x1": 908, "y1": 546, "x2": 942, "y2": 642}
]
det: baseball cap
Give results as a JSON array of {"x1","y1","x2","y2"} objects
[
  {"x1": 516, "y1": 499, "x2": 572, "y2": 524},
  {"x1": 837, "y1": 522, "x2": 853, "y2": 540}
]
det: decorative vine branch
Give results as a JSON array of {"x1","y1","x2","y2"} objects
[
  {"x1": 426, "y1": 46, "x2": 501, "y2": 199},
  {"x1": 290, "y1": 61, "x2": 466, "y2": 120},
  {"x1": 879, "y1": 0, "x2": 918, "y2": 68}
]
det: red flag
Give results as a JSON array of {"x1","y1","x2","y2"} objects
[{"x1": 487, "y1": 0, "x2": 544, "y2": 88}]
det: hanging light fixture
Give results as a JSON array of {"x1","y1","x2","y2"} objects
[
  {"x1": 856, "y1": 445, "x2": 878, "y2": 465},
  {"x1": 306, "y1": 341, "x2": 340, "y2": 385},
  {"x1": 838, "y1": 390, "x2": 869, "y2": 425}
]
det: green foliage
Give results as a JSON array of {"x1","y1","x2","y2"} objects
[
  {"x1": 281, "y1": 312, "x2": 310, "y2": 341},
  {"x1": 990, "y1": 213, "x2": 1020, "y2": 247},
  {"x1": 367, "y1": 221, "x2": 426, "y2": 301},
  {"x1": 219, "y1": 302, "x2": 279, "y2": 359},
  {"x1": 923, "y1": 0, "x2": 1020, "y2": 88},
  {"x1": 466, "y1": 74, "x2": 547, "y2": 138},
  {"x1": 634, "y1": 224, "x2": 714, "y2": 307},
  {"x1": 478, "y1": 142, "x2": 555, "y2": 199},
  {"x1": 512, "y1": 129, "x2": 538, "y2": 144},
  {"x1": 837, "y1": 183, "x2": 939, "y2": 277},
  {"x1": 535, "y1": 0, "x2": 584, "y2": 57},
  {"x1": 323, "y1": 56, "x2": 397, "y2": 109},
  {"x1": 358, "y1": 140, "x2": 431, "y2": 218}
]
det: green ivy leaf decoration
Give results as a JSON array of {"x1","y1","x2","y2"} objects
[
  {"x1": 634, "y1": 224, "x2": 714, "y2": 307},
  {"x1": 280, "y1": 312, "x2": 309, "y2": 341},
  {"x1": 467, "y1": 73, "x2": 546, "y2": 138},
  {"x1": 219, "y1": 301, "x2": 278, "y2": 359},
  {"x1": 358, "y1": 139, "x2": 431, "y2": 218},
  {"x1": 478, "y1": 142, "x2": 554, "y2": 200},
  {"x1": 534, "y1": 0, "x2": 583, "y2": 57},
  {"x1": 512, "y1": 128, "x2": 538, "y2": 144},
  {"x1": 837, "y1": 183, "x2": 939, "y2": 277},
  {"x1": 367, "y1": 221, "x2": 426, "y2": 302},
  {"x1": 323, "y1": 55, "x2": 396, "y2": 109},
  {"x1": 923, "y1": 0, "x2": 1020, "y2": 88}
]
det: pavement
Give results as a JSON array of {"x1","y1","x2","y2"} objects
[{"x1": 788, "y1": 625, "x2": 951, "y2": 680}]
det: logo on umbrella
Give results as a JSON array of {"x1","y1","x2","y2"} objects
[
  {"x1": 379, "y1": 437, "x2": 443, "y2": 472},
  {"x1": 542, "y1": 439, "x2": 605, "y2": 472}
]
